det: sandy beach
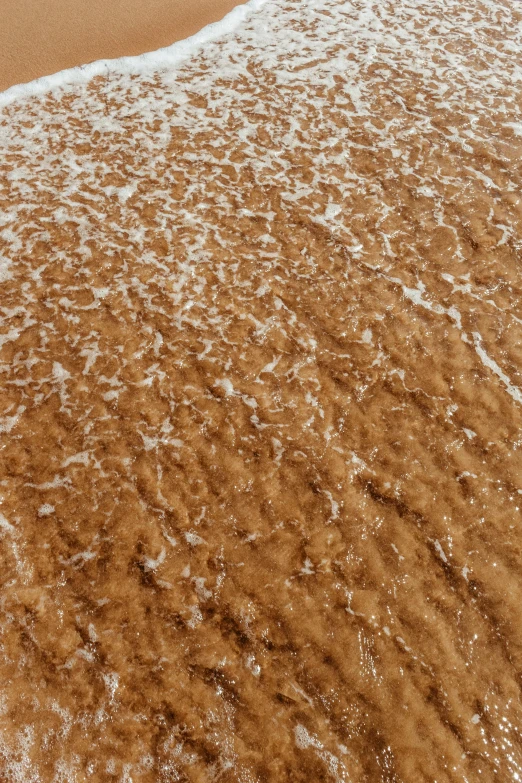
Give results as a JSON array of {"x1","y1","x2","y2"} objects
[
  {"x1": 0, "y1": 0, "x2": 242, "y2": 92},
  {"x1": 1, "y1": 0, "x2": 522, "y2": 780}
]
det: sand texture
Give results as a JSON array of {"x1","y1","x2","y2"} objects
[
  {"x1": 0, "y1": 0, "x2": 242, "y2": 93},
  {"x1": 1, "y1": 0, "x2": 522, "y2": 780}
]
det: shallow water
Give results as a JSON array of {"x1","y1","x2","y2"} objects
[{"x1": 1, "y1": 0, "x2": 522, "y2": 780}]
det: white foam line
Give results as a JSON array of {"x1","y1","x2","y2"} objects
[
  {"x1": 0, "y1": 0, "x2": 267, "y2": 109},
  {"x1": 472, "y1": 332, "x2": 522, "y2": 405}
]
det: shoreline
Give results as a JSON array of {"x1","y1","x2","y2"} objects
[{"x1": 0, "y1": 0, "x2": 256, "y2": 100}]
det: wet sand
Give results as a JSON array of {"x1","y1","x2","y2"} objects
[
  {"x1": 1, "y1": 0, "x2": 522, "y2": 780},
  {"x1": 0, "y1": 0, "x2": 242, "y2": 92}
]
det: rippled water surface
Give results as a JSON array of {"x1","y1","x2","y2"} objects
[{"x1": 1, "y1": 0, "x2": 522, "y2": 780}]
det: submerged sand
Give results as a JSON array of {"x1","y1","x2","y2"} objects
[
  {"x1": 1, "y1": 0, "x2": 522, "y2": 780},
  {"x1": 0, "y1": 0, "x2": 242, "y2": 92}
]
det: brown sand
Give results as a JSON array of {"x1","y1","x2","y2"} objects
[
  {"x1": 1, "y1": 0, "x2": 522, "y2": 780},
  {"x1": 0, "y1": 0, "x2": 242, "y2": 93}
]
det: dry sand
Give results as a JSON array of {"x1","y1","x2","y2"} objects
[{"x1": 0, "y1": 0, "x2": 242, "y2": 92}]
